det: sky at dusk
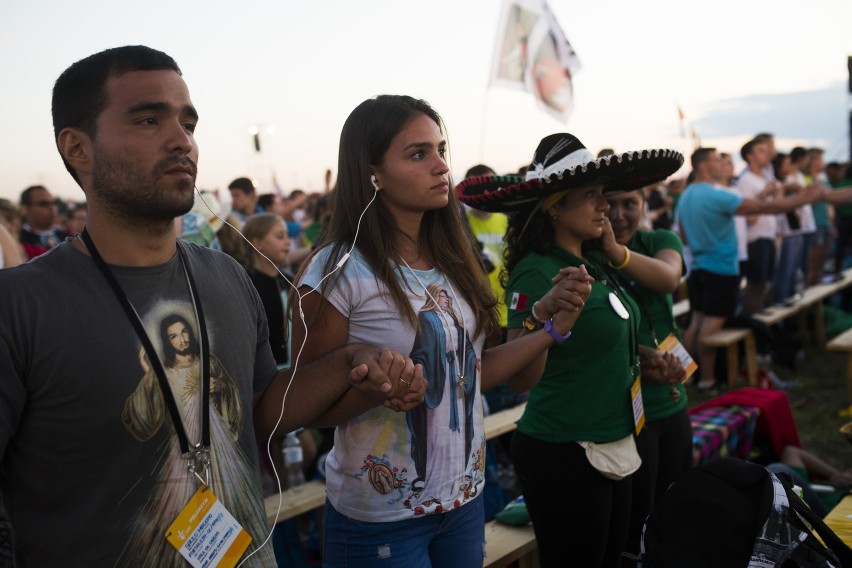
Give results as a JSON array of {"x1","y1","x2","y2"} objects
[{"x1": 1, "y1": 0, "x2": 850, "y2": 203}]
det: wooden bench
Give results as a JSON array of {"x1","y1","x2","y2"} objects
[
  {"x1": 483, "y1": 519, "x2": 539, "y2": 567},
  {"x1": 827, "y1": 326, "x2": 852, "y2": 404},
  {"x1": 752, "y1": 267, "x2": 852, "y2": 347},
  {"x1": 700, "y1": 328, "x2": 758, "y2": 386}
]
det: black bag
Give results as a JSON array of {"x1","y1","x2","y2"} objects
[{"x1": 640, "y1": 457, "x2": 852, "y2": 567}]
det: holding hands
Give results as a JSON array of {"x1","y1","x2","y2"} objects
[
  {"x1": 348, "y1": 347, "x2": 426, "y2": 412},
  {"x1": 536, "y1": 264, "x2": 594, "y2": 337}
]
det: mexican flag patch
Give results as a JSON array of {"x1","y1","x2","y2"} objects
[{"x1": 509, "y1": 292, "x2": 528, "y2": 311}]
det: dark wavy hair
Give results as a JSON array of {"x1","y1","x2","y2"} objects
[
  {"x1": 295, "y1": 95, "x2": 498, "y2": 337},
  {"x1": 501, "y1": 206, "x2": 556, "y2": 289},
  {"x1": 501, "y1": 198, "x2": 611, "y2": 289}
]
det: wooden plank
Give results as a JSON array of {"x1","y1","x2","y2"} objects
[
  {"x1": 827, "y1": 326, "x2": 852, "y2": 351},
  {"x1": 264, "y1": 479, "x2": 327, "y2": 525},
  {"x1": 753, "y1": 268, "x2": 852, "y2": 327},
  {"x1": 699, "y1": 328, "x2": 750, "y2": 347},
  {"x1": 483, "y1": 520, "x2": 539, "y2": 568},
  {"x1": 484, "y1": 402, "x2": 526, "y2": 440}
]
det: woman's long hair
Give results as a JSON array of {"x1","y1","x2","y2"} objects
[
  {"x1": 295, "y1": 95, "x2": 497, "y2": 338},
  {"x1": 501, "y1": 194, "x2": 609, "y2": 288}
]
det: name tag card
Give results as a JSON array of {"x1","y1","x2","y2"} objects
[
  {"x1": 166, "y1": 485, "x2": 252, "y2": 568},
  {"x1": 658, "y1": 333, "x2": 698, "y2": 382}
]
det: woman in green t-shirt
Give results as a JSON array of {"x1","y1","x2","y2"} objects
[
  {"x1": 456, "y1": 133, "x2": 684, "y2": 567},
  {"x1": 606, "y1": 188, "x2": 691, "y2": 559}
]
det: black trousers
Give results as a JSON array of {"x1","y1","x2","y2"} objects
[
  {"x1": 625, "y1": 408, "x2": 694, "y2": 558},
  {"x1": 511, "y1": 431, "x2": 632, "y2": 567}
]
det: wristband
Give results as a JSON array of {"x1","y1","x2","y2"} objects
[
  {"x1": 610, "y1": 245, "x2": 631, "y2": 270},
  {"x1": 544, "y1": 319, "x2": 572, "y2": 344}
]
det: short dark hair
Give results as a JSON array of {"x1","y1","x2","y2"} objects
[
  {"x1": 52, "y1": 46, "x2": 182, "y2": 185},
  {"x1": 228, "y1": 177, "x2": 255, "y2": 195},
  {"x1": 257, "y1": 193, "x2": 277, "y2": 211},
  {"x1": 690, "y1": 147, "x2": 716, "y2": 170},
  {"x1": 740, "y1": 139, "x2": 760, "y2": 162},
  {"x1": 20, "y1": 185, "x2": 48, "y2": 206},
  {"x1": 790, "y1": 146, "x2": 808, "y2": 164},
  {"x1": 464, "y1": 164, "x2": 495, "y2": 178}
]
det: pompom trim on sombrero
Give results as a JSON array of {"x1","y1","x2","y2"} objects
[{"x1": 456, "y1": 133, "x2": 684, "y2": 213}]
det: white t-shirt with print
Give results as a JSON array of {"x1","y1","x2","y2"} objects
[
  {"x1": 737, "y1": 170, "x2": 777, "y2": 242},
  {"x1": 300, "y1": 246, "x2": 485, "y2": 522}
]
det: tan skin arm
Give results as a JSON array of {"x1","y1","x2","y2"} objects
[
  {"x1": 0, "y1": 223, "x2": 23, "y2": 268},
  {"x1": 285, "y1": 286, "x2": 426, "y2": 428},
  {"x1": 600, "y1": 218, "x2": 682, "y2": 294},
  {"x1": 499, "y1": 266, "x2": 593, "y2": 392},
  {"x1": 735, "y1": 184, "x2": 825, "y2": 216},
  {"x1": 819, "y1": 185, "x2": 852, "y2": 205},
  {"x1": 253, "y1": 341, "x2": 423, "y2": 437}
]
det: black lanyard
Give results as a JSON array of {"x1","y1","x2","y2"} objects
[{"x1": 80, "y1": 229, "x2": 211, "y2": 477}]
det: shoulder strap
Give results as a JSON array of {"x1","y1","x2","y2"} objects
[{"x1": 780, "y1": 473, "x2": 852, "y2": 567}]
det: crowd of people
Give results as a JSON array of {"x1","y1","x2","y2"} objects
[{"x1": 1, "y1": 44, "x2": 851, "y2": 568}]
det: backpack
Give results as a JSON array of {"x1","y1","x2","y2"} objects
[{"x1": 640, "y1": 457, "x2": 852, "y2": 567}]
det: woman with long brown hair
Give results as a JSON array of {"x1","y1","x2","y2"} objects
[{"x1": 292, "y1": 95, "x2": 590, "y2": 566}]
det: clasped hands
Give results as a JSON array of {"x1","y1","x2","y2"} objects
[
  {"x1": 640, "y1": 349, "x2": 686, "y2": 384},
  {"x1": 535, "y1": 264, "x2": 595, "y2": 335},
  {"x1": 348, "y1": 347, "x2": 426, "y2": 412}
]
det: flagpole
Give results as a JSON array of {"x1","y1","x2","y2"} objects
[{"x1": 479, "y1": 87, "x2": 491, "y2": 164}]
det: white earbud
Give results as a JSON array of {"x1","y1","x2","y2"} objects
[{"x1": 370, "y1": 175, "x2": 381, "y2": 191}]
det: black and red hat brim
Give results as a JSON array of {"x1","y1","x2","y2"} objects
[{"x1": 456, "y1": 148, "x2": 684, "y2": 213}]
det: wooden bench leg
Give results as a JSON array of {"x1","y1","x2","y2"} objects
[
  {"x1": 743, "y1": 331, "x2": 758, "y2": 387},
  {"x1": 847, "y1": 352, "x2": 852, "y2": 405},
  {"x1": 726, "y1": 344, "x2": 739, "y2": 386},
  {"x1": 814, "y1": 303, "x2": 826, "y2": 347}
]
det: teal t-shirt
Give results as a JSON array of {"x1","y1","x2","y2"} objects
[
  {"x1": 675, "y1": 182, "x2": 742, "y2": 275},
  {"x1": 506, "y1": 247, "x2": 639, "y2": 443},
  {"x1": 617, "y1": 229, "x2": 688, "y2": 421}
]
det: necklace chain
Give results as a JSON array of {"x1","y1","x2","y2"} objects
[{"x1": 399, "y1": 259, "x2": 469, "y2": 389}]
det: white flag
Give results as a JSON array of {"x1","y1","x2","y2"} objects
[{"x1": 490, "y1": 0, "x2": 582, "y2": 122}]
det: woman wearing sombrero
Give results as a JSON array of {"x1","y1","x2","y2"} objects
[
  {"x1": 457, "y1": 133, "x2": 683, "y2": 567},
  {"x1": 604, "y1": 185, "x2": 691, "y2": 561}
]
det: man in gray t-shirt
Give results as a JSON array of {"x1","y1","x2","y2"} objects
[{"x1": 0, "y1": 45, "x2": 423, "y2": 566}]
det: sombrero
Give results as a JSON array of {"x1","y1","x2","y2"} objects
[{"x1": 456, "y1": 133, "x2": 684, "y2": 212}]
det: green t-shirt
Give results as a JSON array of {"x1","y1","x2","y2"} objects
[
  {"x1": 616, "y1": 229, "x2": 688, "y2": 421},
  {"x1": 507, "y1": 247, "x2": 639, "y2": 443}
]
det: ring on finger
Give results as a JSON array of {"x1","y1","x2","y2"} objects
[{"x1": 400, "y1": 378, "x2": 411, "y2": 386}]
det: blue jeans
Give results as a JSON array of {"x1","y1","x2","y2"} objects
[
  {"x1": 322, "y1": 496, "x2": 485, "y2": 567},
  {"x1": 773, "y1": 234, "x2": 805, "y2": 304}
]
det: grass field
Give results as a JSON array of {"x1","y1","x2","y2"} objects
[{"x1": 686, "y1": 338, "x2": 852, "y2": 471}]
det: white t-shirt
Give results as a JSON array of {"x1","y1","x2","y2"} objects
[
  {"x1": 737, "y1": 170, "x2": 777, "y2": 242},
  {"x1": 300, "y1": 246, "x2": 485, "y2": 522},
  {"x1": 718, "y1": 183, "x2": 749, "y2": 261}
]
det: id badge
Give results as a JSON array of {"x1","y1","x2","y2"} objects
[
  {"x1": 165, "y1": 485, "x2": 252, "y2": 568},
  {"x1": 630, "y1": 376, "x2": 645, "y2": 435},
  {"x1": 658, "y1": 332, "x2": 698, "y2": 382}
]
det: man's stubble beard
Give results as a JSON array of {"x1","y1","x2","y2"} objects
[{"x1": 91, "y1": 148, "x2": 196, "y2": 231}]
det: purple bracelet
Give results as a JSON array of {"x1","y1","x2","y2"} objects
[{"x1": 544, "y1": 319, "x2": 572, "y2": 344}]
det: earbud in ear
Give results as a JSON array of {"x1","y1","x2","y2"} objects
[{"x1": 370, "y1": 175, "x2": 381, "y2": 191}]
